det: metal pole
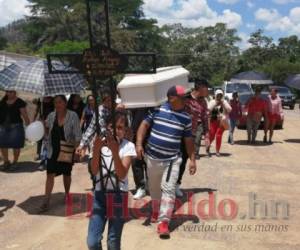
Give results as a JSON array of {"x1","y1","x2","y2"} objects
[
  {"x1": 104, "y1": 0, "x2": 111, "y2": 48},
  {"x1": 104, "y1": 0, "x2": 116, "y2": 137},
  {"x1": 86, "y1": 0, "x2": 94, "y2": 48},
  {"x1": 86, "y1": 0, "x2": 100, "y2": 136}
]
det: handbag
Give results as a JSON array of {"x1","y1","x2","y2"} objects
[
  {"x1": 53, "y1": 115, "x2": 75, "y2": 163},
  {"x1": 57, "y1": 140, "x2": 75, "y2": 163},
  {"x1": 219, "y1": 114, "x2": 230, "y2": 130}
]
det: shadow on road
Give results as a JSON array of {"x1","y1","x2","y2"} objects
[
  {"x1": 169, "y1": 188, "x2": 217, "y2": 233},
  {"x1": 18, "y1": 192, "x2": 92, "y2": 218},
  {"x1": 128, "y1": 188, "x2": 217, "y2": 233},
  {"x1": 285, "y1": 139, "x2": 300, "y2": 144},
  {"x1": 234, "y1": 140, "x2": 282, "y2": 146},
  {"x1": 0, "y1": 161, "x2": 40, "y2": 173},
  {"x1": 210, "y1": 153, "x2": 232, "y2": 157},
  {"x1": 0, "y1": 199, "x2": 15, "y2": 217}
]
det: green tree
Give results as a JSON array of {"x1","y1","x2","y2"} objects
[
  {"x1": 259, "y1": 59, "x2": 300, "y2": 84},
  {"x1": 238, "y1": 29, "x2": 279, "y2": 72},
  {"x1": 5, "y1": 42, "x2": 34, "y2": 55},
  {"x1": 160, "y1": 23, "x2": 240, "y2": 84},
  {"x1": 38, "y1": 40, "x2": 89, "y2": 55},
  {"x1": 278, "y1": 35, "x2": 300, "y2": 63},
  {"x1": 0, "y1": 35, "x2": 7, "y2": 50},
  {"x1": 25, "y1": 0, "x2": 155, "y2": 52}
]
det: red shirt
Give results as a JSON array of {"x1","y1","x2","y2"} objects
[
  {"x1": 247, "y1": 97, "x2": 267, "y2": 115},
  {"x1": 185, "y1": 94, "x2": 209, "y2": 135},
  {"x1": 229, "y1": 99, "x2": 242, "y2": 120}
]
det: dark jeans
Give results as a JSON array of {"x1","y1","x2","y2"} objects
[
  {"x1": 195, "y1": 123, "x2": 204, "y2": 156},
  {"x1": 132, "y1": 158, "x2": 147, "y2": 190},
  {"x1": 87, "y1": 191, "x2": 127, "y2": 250},
  {"x1": 178, "y1": 141, "x2": 188, "y2": 185},
  {"x1": 0, "y1": 123, "x2": 25, "y2": 148},
  {"x1": 36, "y1": 139, "x2": 43, "y2": 156},
  {"x1": 228, "y1": 119, "x2": 237, "y2": 143}
]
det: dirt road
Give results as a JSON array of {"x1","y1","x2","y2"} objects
[{"x1": 1, "y1": 107, "x2": 300, "y2": 250}]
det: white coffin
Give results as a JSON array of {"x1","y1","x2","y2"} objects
[{"x1": 117, "y1": 66, "x2": 191, "y2": 109}]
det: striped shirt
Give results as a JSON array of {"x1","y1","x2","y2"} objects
[
  {"x1": 79, "y1": 105, "x2": 111, "y2": 148},
  {"x1": 144, "y1": 102, "x2": 192, "y2": 161}
]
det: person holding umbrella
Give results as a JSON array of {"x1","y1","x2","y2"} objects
[{"x1": 0, "y1": 90, "x2": 30, "y2": 170}]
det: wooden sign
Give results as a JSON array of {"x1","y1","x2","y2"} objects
[{"x1": 82, "y1": 45, "x2": 126, "y2": 78}]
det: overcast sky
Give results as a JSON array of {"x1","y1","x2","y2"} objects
[{"x1": 1, "y1": 0, "x2": 300, "y2": 49}]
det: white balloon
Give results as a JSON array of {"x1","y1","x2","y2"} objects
[{"x1": 25, "y1": 121, "x2": 45, "y2": 142}]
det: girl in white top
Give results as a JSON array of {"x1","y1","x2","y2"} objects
[{"x1": 87, "y1": 111, "x2": 136, "y2": 250}]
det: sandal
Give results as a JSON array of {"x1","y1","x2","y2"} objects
[{"x1": 1, "y1": 161, "x2": 11, "y2": 171}]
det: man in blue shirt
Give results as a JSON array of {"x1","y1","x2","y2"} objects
[{"x1": 136, "y1": 85, "x2": 197, "y2": 238}]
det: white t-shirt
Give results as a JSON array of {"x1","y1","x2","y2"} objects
[{"x1": 95, "y1": 139, "x2": 136, "y2": 192}]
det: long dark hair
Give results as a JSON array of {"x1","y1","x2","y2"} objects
[
  {"x1": 86, "y1": 95, "x2": 96, "y2": 109},
  {"x1": 106, "y1": 111, "x2": 128, "y2": 127},
  {"x1": 67, "y1": 94, "x2": 84, "y2": 109}
]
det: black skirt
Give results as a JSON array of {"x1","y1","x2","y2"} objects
[{"x1": 47, "y1": 120, "x2": 73, "y2": 176}]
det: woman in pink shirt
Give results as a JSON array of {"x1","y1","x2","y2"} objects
[{"x1": 267, "y1": 88, "x2": 283, "y2": 143}]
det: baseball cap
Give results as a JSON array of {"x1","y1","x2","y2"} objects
[
  {"x1": 167, "y1": 85, "x2": 186, "y2": 97},
  {"x1": 215, "y1": 89, "x2": 224, "y2": 97}
]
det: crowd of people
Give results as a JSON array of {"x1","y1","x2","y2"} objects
[{"x1": 0, "y1": 80, "x2": 285, "y2": 248}]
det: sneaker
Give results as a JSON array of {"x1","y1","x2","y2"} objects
[
  {"x1": 133, "y1": 188, "x2": 146, "y2": 200},
  {"x1": 216, "y1": 152, "x2": 221, "y2": 157},
  {"x1": 175, "y1": 185, "x2": 184, "y2": 197},
  {"x1": 0, "y1": 161, "x2": 11, "y2": 171},
  {"x1": 157, "y1": 221, "x2": 170, "y2": 237}
]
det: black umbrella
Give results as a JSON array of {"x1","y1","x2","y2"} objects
[
  {"x1": 231, "y1": 71, "x2": 273, "y2": 85},
  {"x1": 285, "y1": 74, "x2": 300, "y2": 90}
]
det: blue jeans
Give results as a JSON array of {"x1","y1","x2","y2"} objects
[
  {"x1": 87, "y1": 191, "x2": 128, "y2": 250},
  {"x1": 228, "y1": 119, "x2": 237, "y2": 143}
]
